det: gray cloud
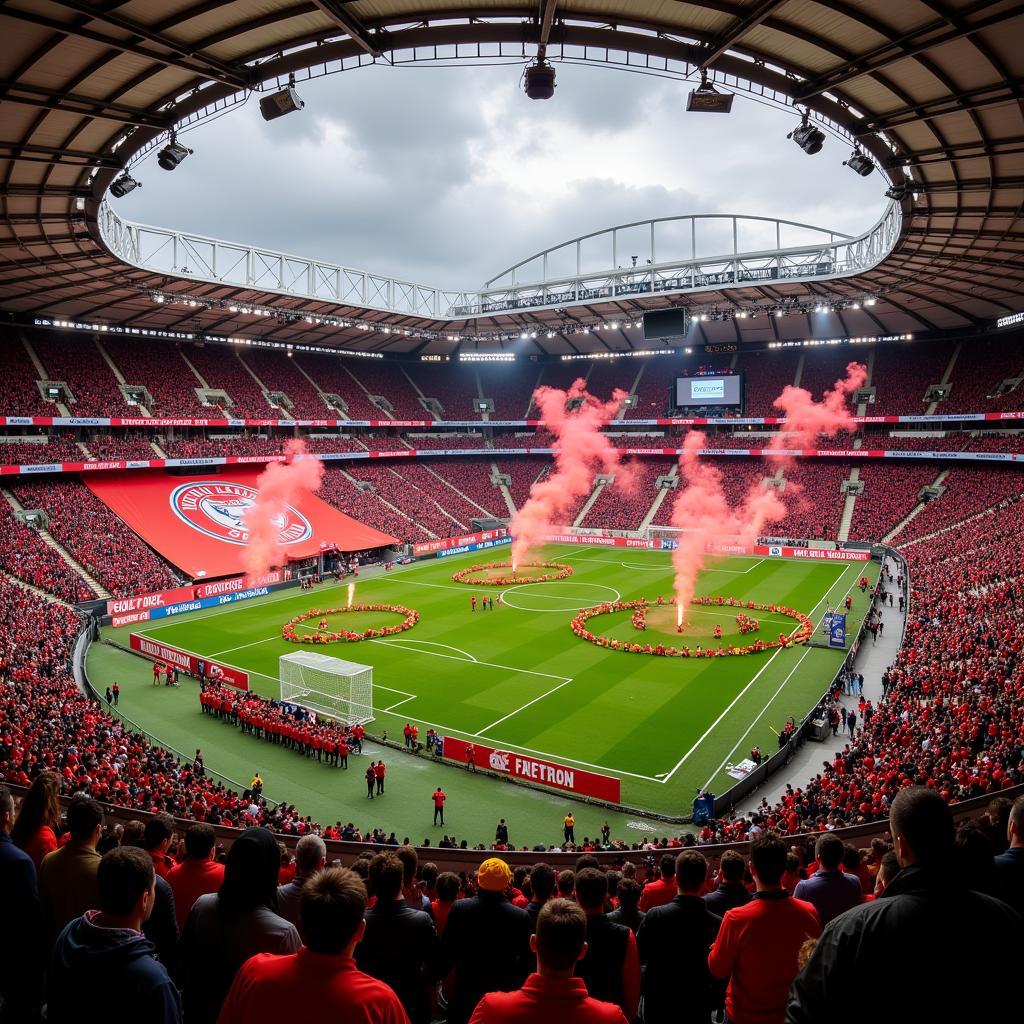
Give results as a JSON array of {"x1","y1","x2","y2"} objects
[{"x1": 124, "y1": 62, "x2": 886, "y2": 291}]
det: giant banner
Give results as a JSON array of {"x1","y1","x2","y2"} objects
[
  {"x1": 413, "y1": 528, "x2": 510, "y2": 557},
  {"x1": 85, "y1": 469, "x2": 398, "y2": 578},
  {"x1": 128, "y1": 633, "x2": 249, "y2": 690},
  {"x1": 442, "y1": 736, "x2": 621, "y2": 802}
]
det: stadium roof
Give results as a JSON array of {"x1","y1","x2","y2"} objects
[{"x1": 1, "y1": 0, "x2": 1021, "y2": 355}]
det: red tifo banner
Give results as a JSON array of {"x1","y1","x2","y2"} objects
[
  {"x1": 442, "y1": 736, "x2": 621, "y2": 803},
  {"x1": 85, "y1": 468, "x2": 398, "y2": 579},
  {"x1": 129, "y1": 633, "x2": 249, "y2": 690},
  {"x1": 412, "y1": 528, "x2": 510, "y2": 556}
]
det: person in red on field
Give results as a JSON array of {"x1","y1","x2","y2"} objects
[
  {"x1": 844, "y1": 595, "x2": 853, "y2": 612},
  {"x1": 471, "y1": 597, "x2": 477, "y2": 613},
  {"x1": 432, "y1": 787, "x2": 446, "y2": 826},
  {"x1": 374, "y1": 760, "x2": 386, "y2": 796},
  {"x1": 468, "y1": 898, "x2": 627, "y2": 1024},
  {"x1": 466, "y1": 744, "x2": 476, "y2": 773},
  {"x1": 217, "y1": 867, "x2": 408, "y2": 1024},
  {"x1": 318, "y1": 617, "x2": 328, "y2": 632},
  {"x1": 152, "y1": 662, "x2": 161, "y2": 687},
  {"x1": 404, "y1": 723, "x2": 413, "y2": 749}
]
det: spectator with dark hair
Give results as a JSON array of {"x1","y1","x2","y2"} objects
[
  {"x1": 38, "y1": 795, "x2": 104, "y2": 941},
  {"x1": 704, "y1": 849, "x2": 752, "y2": 918},
  {"x1": 993, "y1": 793, "x2": 1024, "y2": 916},
  {"x1": 792, "y1": 834, "x2": 862, "y2": 926},
  {"x1": 217, "y1": 867, "x2": 409, "y2": 1024},
  {"x1": 638, "y1": 851, "x2": 722, "y2": 1024},
  {"x1": 442, "y1": 857, "x2": 533, "y2": 1024},
  {"x1": 167, "y1": 824, "x2": 225, "y2": 932},
  {"x1": 787, "y1": 788, "x2": 1024, "y2": 1023},
  {"x1": 144, "y1": 812, "x2": 176, "y2": 878},
  {"x1": 639, "y1": 853, "x2": 677, "y2": 911},
  {"x1": 180, "y1": 826, "x2": 300, "y2": 1024},
  {"x1": 276, "y1": 834, "x2": 326, "y2": 928},
  {"x1": 396, "y1": 845, "x2": 433, "y2": 916},
  {"x1": 356, "y1": 853, "x2": 440, "y2": 1024},
  {"x1": 867, "y1": 851, "x2": 899, "y2": 900},
  {"x1": 556, "y1": 868, "x2": 575, "y2": 899},
  {"x1": 431, "y1": 871, "x2": 461, "y2": 936},
  {"x1": 47, "y1": 846, "x2": 182, "y2": 1024},
  {"x1": 526, "y1": 863, "x2": 556, "y2": 926},
  {"x1": 573, "y1": 868, "x2": 640, "y2": 1018},
  {"x1": 709, "y1": 833, "x2": 821, "y2": 1024},
  {"x1": 0, "y1": 783, "x2": 44, "y2": 1022},
  {"x1": 607, "y1": 877, "x2": 644, "y2": 934},
  {"x1": 468, "y1": 898, "x2": 627, "y2": 1024},
  {"x1": 11, "y1": 769, "x2": 61, "y2": 869}
]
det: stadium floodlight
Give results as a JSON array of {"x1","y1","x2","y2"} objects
[
  {"x1": 844, "y1": 148, "x2": 874, "y2": 177},
  {"x1": 523, "y1": 58, "x2": 556, "y2": 100},
  {"x1": 260, "y1": 83, "x2": 305, "y2": 121},
  {"x1": 686, "y1": 71, "x2": 734, "y2": 113},
  {"x1": 788, "y1": 111, "x2": 825, "y2": 155},
  {"x1": 157, "y1": 132, "x2": 193, "y2": 171},
  {"x1": 279, "y1": 651, "x2": 374, "y2": 725},
  {"x1": 109, "y1": 173, "x2": 140, "y2": 198},
  {"x1": 885, "y1": 182, "x2": 909, "y2": 201}
]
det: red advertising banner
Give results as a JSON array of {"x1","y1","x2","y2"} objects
[
  {"x1": 442, "y1": 736, "x2": 620, "y2": 803},
  {"x1": 107, "y1": 585, "x2": 197, "y2": 619},
  {"x1": 706, "y1": 542, "x2": 871, "y2": 562},
  {"x1": 543, "y1": 533, "x2": 665, "y2": 549},
  {"x1": 412, "y1": 528, "x2": 510, "y2": 556},
  {"x1": 129, "y1": 633, "x2": 249, "y2": 690},
  {"x1": 193, "y1": 569, "x2": 286, "y2": 599}
]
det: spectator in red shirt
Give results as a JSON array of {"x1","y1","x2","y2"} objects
[
  {"x1": 217, "y1": 866, "x2": 408, "y2": 1024},
  {"x1": 573, "y1": 868, "x2": 640, "y2": 1019},
  {"x1": 375, "y1": 761, "x2": 386, "y2": 796},
  {"x1": 468, "y1": 898, "x2": 627, "y2": 1024},
  {"x1": 144, "y1": 813, "x2": 177, "y2": 879},
  {"x1": 708, "y1": 833, "x2": 821, "y2": 1024},
  {"x1": 167, "y1": 824, "x2": 225, "y2": 932},
  {"x1": 11, "y1": 770, "x2": 61, "y2": 870},
  {"x1": 431, "y1": 871, "x2": 461, "y2": 937},
  {"x1": 638, "y1": 853, "x2": 677, "y2": 912}
]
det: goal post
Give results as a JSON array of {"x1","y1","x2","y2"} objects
[{"x1": 279, "y1": 651, "x2": 374, "y2": 726}]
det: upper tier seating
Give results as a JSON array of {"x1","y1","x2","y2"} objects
[
  {"x1": 871, "y1": 341, "x2": 955, "y2": 416},
  {"x1": 344, "y1": 361, "x2": 427, "y2": 420},
  {"x1": 403, "y1": 362, "x2": 481, "y2": 419},
  {"x1": 101, "y1": 338, "x2": 209, "y2": 417},
  {"x1": 346, "y1": 463, "x2": 465, "y2": 538},
  {"x1": 734, "y1": 349, "x2": 800, "y2": 418},
  {"x1": 477, "y1": 362, "x2": 541, "y2": 419},
  {"x1": 185, "y1": 345, "x2": 274, "y2": 418},
  {"x1": 240, "y1": 349, "x2": 332, "y2": 419},
  {"x1": 32, "y1": 335, "x2": 127, "y2": 417},
  {"x1": 317, "y1": 467, "x2": 428, "y2": 543},
  {"x1": 797, "y1": 346, "x2": 862, "y2": 402},
  {"x1": 413, "y1": 459, "x2": 507, "y2": 519},
  {"x1": 0, "y1": 331, "x2": 55, "y2": 416},
  {"x1": 0, "y1": 501, "x2": 92, "y2": 603},
  {"x1": 295, "y1": 354, "x2": 388, "y2": 420},
  {"x1": 943, "y1": 337, "x2": 1024, "y2": 413},
  {"x1": 12, "y1": 479, "x2": 179, "y2": 598},
  {"x1": 847, "y1": 462, "x2": 939, "y2": 543},
  {"x1": 580, "y1": 460, "x2": 670, "y2": 531}
]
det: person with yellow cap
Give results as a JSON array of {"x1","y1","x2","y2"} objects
[{"x1": 441, "y1": 857, "x2": 532, "y2": 1024}]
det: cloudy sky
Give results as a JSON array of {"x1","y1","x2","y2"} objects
[{"x1": 123, "y1": 61, "x2": 886, "y2": 291}]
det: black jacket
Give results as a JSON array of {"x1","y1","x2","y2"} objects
[
  {"x1": 636, "y1": 895, "x2": 721, "y2": 1024},
  {"x1": 356, "y1": 898, "x2": 441, "y2": 1024},
  {"x1": 786, "y1": 864, "x2": 1024, "y2": 1024},
  {"x1": 441, "y1": 890, "x2": 533, "y2": 1024},
  {"x1": 48, "y1": 912, "x2": 181, "y2": 1024},
  {"x1": 703, "y1": 881, "x2": 752, "y2": 918},
  {"x1": 576, "y1": 913, "x2": 630, "y2": 1011}
]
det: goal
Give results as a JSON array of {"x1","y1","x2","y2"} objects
[{"x1": 279, "y1": 651, "x2": 374, "y2": 726}]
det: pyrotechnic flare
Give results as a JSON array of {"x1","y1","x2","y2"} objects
[
  {"x1": 510, "y1": 378, "x2": 636, "y2": 568},
  {"x1": 668, "y1": 362, "x2": 865, "y2": 625},
  {"x1": 347, "y1": 582, "x2": 355, "y2": 609},
  {"x1": 242, "y1": 438, "x2": 324, "y2": 579}
]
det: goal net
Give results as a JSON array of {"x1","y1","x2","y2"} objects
[{"x1": 279, "y1": 651, "x2": 374, "y2": 726}]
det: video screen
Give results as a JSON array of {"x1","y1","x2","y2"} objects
[{"x1": 674, "y1": 375, "x2": 743, "y2": 407}]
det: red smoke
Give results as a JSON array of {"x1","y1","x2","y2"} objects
[
  {"x1": 242, "y1": 438, "x2": 324, "y2": 578},
  {"x1": 669, "y1": 362, "x2": 865, "y2": 621},
  {"x1": 510, "y1": 378, "x2": 635, "y2": 568}
]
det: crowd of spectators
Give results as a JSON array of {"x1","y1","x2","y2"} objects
[
  {"x1": 318, "y1": 468, "x2": 431, "y2": 544},
  {"x1": 0, "y1": 435, "x2": 86, "y2": 466},
  {"x1": 0, "y1": 331, "x2": 55, "y2": 416},
  {"x1": 581, "y1": 462, "x2": 671, "y2": 531},
  {"x1": 478, "y1": 363, "x2": 541, "y2": 420},
  {"x1": 241, "y1": 349, "x2": 333, "y2": 419},
  {"x1": 346, "y1": 361, "x2": 429, "y2": 420},
  {"x1": 186, "y1": 345, "x2": 277, "y2": 419},
  {"x1": 12, "y1": 479, "x2": 179, "y2": 598},
  {"x1": 734, "y1": 350, "x2": 801, "y2": 419},
  {"x1": 771, "y1": 463, "x2": 846, "y2": 540},
  {"x1": 101, "y1": 338, "x2": 210, "y2": 418},
  {"x1": 348, "y1": 464, "x2": 468, "y2": 538},
  {"x1": 83, "y1": 436, "x2": 160, "y2": 461},
  {"x1": 403, "y1": 363, "x2": 482, "y2": 420},
  {"x1": 942, "y1": 336, "x2": 1024, "y2": 413},
  {"x1": 401, "y1": 461, "x2": 505, "y2": 521},
  {"x1": 295, "y1": 354, "x2": 390, "y2": 420},
  {"x1": 496, "y1": 458, "x2": 546, "y2": 510},
  {"x1": 870, "y1": 341, "x2": 955, "y2": 416},
  {"x1": 847, "y1": 462, "x2": 938, "y2": 542},
  {"x1": 0, "y1": 502, "x2": 93, "y2": 603},
  {"x1": 31, "y1": 335, "x2": 129, "y2": 417}
]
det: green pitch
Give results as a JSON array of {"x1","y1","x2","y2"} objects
[{"x1": 89, "y1": 545, "x2": 877, "y2": 846}]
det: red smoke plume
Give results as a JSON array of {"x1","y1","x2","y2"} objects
[
  {"x1": 243, "y1": 438, "x2": 324, "y2": 578},
  {"x1": 669, "y1": 362, "x2": 865, "y2": 621},
  {"x1": 510, "y1": 378, "x2": 635, "y2": 568}
]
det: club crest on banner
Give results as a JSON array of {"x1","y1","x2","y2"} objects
[
  {"x1": 169, "y1": 481, "x2": 312, "y2": 546},
  {"x1": 489, "y1": 750, "x2": 511, "y2": 772}
]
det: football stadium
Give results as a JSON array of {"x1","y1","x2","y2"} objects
[{"x1": 1, "y1": 2, "x2": 1022, "y2": 1022}]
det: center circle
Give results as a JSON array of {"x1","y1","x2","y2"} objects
[{"x1": 500, "y1": 581, "x2": 622, "y2": 613}]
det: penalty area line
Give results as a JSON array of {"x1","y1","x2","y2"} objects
[{"x1": 472, "y1": 677, "x2": 576, "y2": 736}]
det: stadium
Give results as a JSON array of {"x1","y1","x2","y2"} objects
[{"x1": 1, "y1": 1, "x2": 1022, "y2": 1022}]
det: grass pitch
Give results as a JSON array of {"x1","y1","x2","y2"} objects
[{"x1": 90, "y1": 545, "x2": 877, "y2": 845}]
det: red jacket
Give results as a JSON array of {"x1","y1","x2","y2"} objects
[
  {"x1": 468, "y1": 974, "x2": 628, "y2": 1024},
  {"x1": 217, "y1": 949, "x2": 409, "y2": 1024},
  {"x1": 638, "y1": 876, "x2": 676, "y2": 912},
  {"x1": 167, "y1": 857, "x2": 225, "y2": 931}
]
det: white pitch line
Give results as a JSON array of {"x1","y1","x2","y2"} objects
[
  {"x1": 656, "y1": 562, "x2": 856, "y2": 784},
  {"x1": 383, "y1": 695, "x2": 416, "y2": 713},
  {"x1": 372, "y1": 637, "x2": 480, "y2": 662},
  {"x1": 473, "y1": 677, "x2": 576, "y2": 736},
  {"x1": 369, "y1": 638, "x2": 571, "y2": 683}
]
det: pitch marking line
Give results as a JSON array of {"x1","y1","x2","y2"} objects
[
  {"x1": 383, "y1": 695, "x2": 416, "y2": 713},
  {"x1": 656, "y1": 562, "x2": 856, "y2": 784},
  {"x1": 472, "y1": 677, "x2": 576, "y2": 736}
]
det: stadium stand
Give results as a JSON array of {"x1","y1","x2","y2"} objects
[
  {"x1": 0, "y1": 500, "x2": 92, "y2": 603},
  {"x1": 580, "y1": 460, "x2": 670, "y2": 531},
  {"x1": 82, "y1": 437, "x2": 160, "y2": 461},
  {"x1": 0, "y1": 435, "x2": 88, "y2": 465},
  {"x1": 404, "y1": 433, "x2": 486, "y2": 450},
  {"x1": 871, "y1": 341, "x2": 955, "y2": 416},
  {"x1": 101, "y1": 338, "x2": 210, "y2": 417},
  {"x1": 734, "y1": 349, "x2": 800, "y2": 418},
  {"x1": 477, "y1": 363, "x2": 541, "y2": 419},
  {"x1": 497, "y1": 457, "x2": 546, "y2": 510},
  {"x1": 12, "y1": 479, "x2": 179, "y2": 598},
  {"x1": 847, "y1": 462, "x2": 939, "y2": 543},
  {"x1": 345, "y1": 361, "x2": 428, "y2": 420},
  {"x1": 31, "y1": 334, "x2": 128, "y2": 417},
  {"x1": 294, "y1": 354, "x2": 388, "y2": 420},
  {"x1": 797, "y1": 347, "x2": 863, "y2": 408},
  {"x1": 0, "y1": 331, "x2": 55, "y2": 415},
  {"x1": 773, "y1": 462, "x2": 847, "y2": 540},
  {"x1": 625, "y1": 353, "x2": 694, "y2": 420},
  {"x1": 348, "y1": 463, "x2": 466, "y2": 537},
  {"x1": 240, "y1": 348, "x2": 333, "y2": 418},
  {"x1": 403, "y1": 362, "x2": 481, "y2": 420},
  {"x1": 318, "y1": 466, "x2": 432, "y2": 543},
  {"x1": 185, "y1": 345, "x2": 275, "y2": 418},
  {"x1": 412, "y1": 459, "x2": 507, "y2": 519},
  {"x1": 943, "y1": 337, "x2": 1024, "y2": 413}
]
